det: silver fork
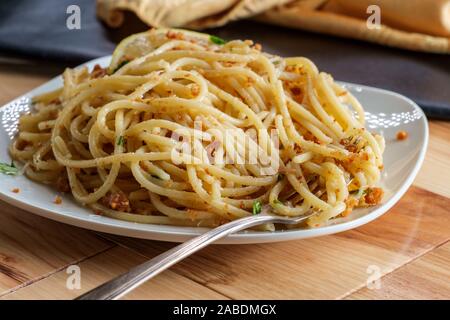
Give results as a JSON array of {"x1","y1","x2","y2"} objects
[{"x1": 76, "y1": 211, "x2": 315, "y2": 300}]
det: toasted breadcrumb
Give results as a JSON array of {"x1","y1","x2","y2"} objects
[
  {"x1": 364, "y1": 187, "x2": 384, "y2": 205},
  {"x1": 396, "y1": 130, "x2": 408, "y2": 140},
  {"x1": 91, "y1": 64, "x2": 107, "y2": 79},
  {"x1": 290, "y1": 87, "x2": 302, "y2": 96},
  {"x1": 54, "y1": 195, "x2": 62, "y2": 204},
  {"x1": 56, "y1": 176, "x2": 71, "y2": 193},
  {"x1": 11, "y1": 188, "x2": 20, "y2": 193},
  {"x1": 102, "y1": 191, "x2": 131, "y2": 212},
  {"x1": 253, "y1": 43, "x2": 262, "y2": 51},
  {"x1": 166, "y1": 31, "x2": 184, "y2": 40}
]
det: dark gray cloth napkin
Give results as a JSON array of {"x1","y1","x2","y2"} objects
[{"x1": 1, "y1": 0, "x2": 449, "y2": 119}]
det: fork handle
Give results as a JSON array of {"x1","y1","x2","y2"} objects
[{"x1": 76, "y1": 214, "x2": 286, "y2": 300}]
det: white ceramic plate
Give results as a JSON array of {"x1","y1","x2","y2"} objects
[{"x1": 0, "y1": 56, "x2": 428, "y2": 244}]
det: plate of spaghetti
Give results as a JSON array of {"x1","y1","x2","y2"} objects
[{"x1": 0, "y1": 29, "x2": 427, "y2": 243}]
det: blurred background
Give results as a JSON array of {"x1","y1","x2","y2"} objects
[{"x1": 0, "y1": 0, "x2": 449, "y2": 118}]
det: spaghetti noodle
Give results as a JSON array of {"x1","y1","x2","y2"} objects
[{"x1": 10, "y1": 28, "x2": 384, "y2": 229}]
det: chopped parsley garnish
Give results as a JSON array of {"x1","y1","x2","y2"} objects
[
  {"x1": 252, "y1": 200, "x2": 262, "y2": 215},
  {"x1": 117, "y1": 135, "x2": 126, "y2": 147},
  {"x1": 209, "y1": 35, "x2": 226, "y2": 45},
  {"x1": 0, "y1": 161, "x2": 19, "y2": 176},
  {"x1": 111, "y1": 60, "x2": 130, "y2": 74}
]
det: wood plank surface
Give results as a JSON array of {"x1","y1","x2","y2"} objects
[
  {"x1": 0, "y1": 63, "x2": 63, "y2": 103},
  {"x1": 414, "y1": 121, "x2": 450, "y2": 198},
  {"x1": 0, "y1": 201, "x2": 113, "y2": 295},
  {"x1": 98, "y1": 187, "x2": 450, "y2": 299},
  {"x1": 1, "y1": 246, "x2": 227, "y2": 300},
  {"x1": 347, "y1": 241, "x2": 450, "y2": 300}
]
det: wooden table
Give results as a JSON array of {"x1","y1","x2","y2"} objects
[{"x1": 0, "y1": 61, "x2": 449, "y2": 300}]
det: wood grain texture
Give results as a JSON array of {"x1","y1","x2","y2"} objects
[
  {"x1": 0, "y1": 63, "x2": 63, "y2": 104},
  {"x1": 105, "y1": 235, "x2": 404, "y2": 299},
  {"x1": 1, "y1": 246, "x2": 227, "y2": 300},
  {"x1": 0, "y1": 202, "x2": 113, "y2": 295},
  {"x1": 347, "y1": 241, "x2": 450, "y2": 300},
  {"x1": 336, "y1": 187, "x2": 450, "y2": 257},
  {"x1": 100, "y1": 187, "x2": 450, "y2": 299},
  {"x1": 415, "y1": 121, "x2": 450, "y2": 198}
]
